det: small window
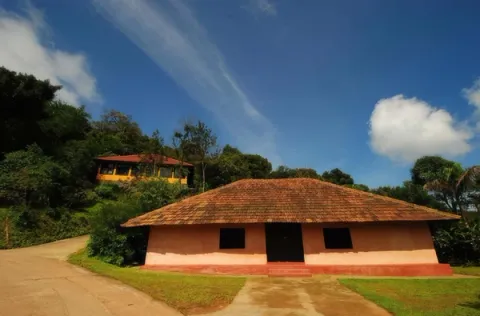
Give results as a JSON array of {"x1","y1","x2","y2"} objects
[
  {"x1": 160, "y1": 167, "x2": 172, "y2": 178},
  {"x1": 219, "y1": 228, "x2": 245, "y2": 249},
  {"x1": 100, "y1": 163, "x2": 115, "y2": 175},
  {"x1": 115, "y1": 164, "x2": 130, "y2": 176},
  {"x1": 323, "y1": 228, "x2": 353, "y2": 249}
]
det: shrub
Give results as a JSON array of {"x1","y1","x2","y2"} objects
[
  {"x1": 0, "y1": 206, "x2": 90, "y2": 249},
  {"x1": 94, "y1": 182, "x2": 122, "y2": 200},
  {"x1": 433, "y1": 219, "x2": 480, "y2": 265},
  {"x1": 87, "y1": 200, "x2": 148, "y2": 265},
  {"x1": 87, "y1": 179, "x2": 191, "y2": 266}
]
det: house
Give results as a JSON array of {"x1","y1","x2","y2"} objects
[
  {"x1": 95, "y1": 154, "x2": 194, "y2": 186},
  {"x1": 122, "y1": 178, "x2": 460, "y2": 276}
]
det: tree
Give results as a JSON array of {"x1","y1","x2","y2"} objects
[
  {"x1": 184, "y1": 121, "x2": 217, "y2": 192},
  {"x1": 371, "y1": 181, "x2": 445, "y2": 210},
  {"x1": 346, "y1": 184, "x2": 370, "y2": 192},
  {"x1": 244, "y1": 154, "x2": 272, "y2": 179},
  {"x1": 89, "y1": 110, "x2": 147, "y2": 155},
  {"x1": 412, "y1": 156, "x2": 466, "y2": 214},
  {"x1": 38, "y1": 101, "x2": 92, "y2": 156},
  {"x1": 0, "y1": 144, "x2": 67, "y2": 207},
  {"x1": 322, "y1": 168, "x2": 354, "y2": 185},
  {"x1": 270, "y1": 165, "x2": 297, "y2": 179},
  {"x1": 139, "y1": 129, "x2": 164, "y2": 177},
  {"x1": 172, "y1": 128, "x2": 191, "y2": 184},
  {"x1": 295, "y1": 168, "x2": 320, "y2": 178},
  {"x1": 0, "y1": 67, "x2": 61, "y2": 155}
]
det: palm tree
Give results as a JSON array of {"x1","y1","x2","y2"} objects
[{"x1": 423, "y1": 164, "x2": 480, "y2": 220}]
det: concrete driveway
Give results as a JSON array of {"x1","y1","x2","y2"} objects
[{"x1": 0, "y1": 236, "x2": 181, "y2": 316}]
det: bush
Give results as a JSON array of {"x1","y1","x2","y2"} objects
[
  {"x1": 87, "y1": 179, "x2": 191, "y2": 266},
  {"x1": 433, "y1": 219, "x2": 480, "y2": 265},
  {"x1": 94, "y1": 182, "x2": 122, "y2": 200},
  {"x1": 87, "y1": 200, "x2": 148, "y2": 266},
  {"x1": 0, "y1": 206, "x2": 90, "y2": 249}
]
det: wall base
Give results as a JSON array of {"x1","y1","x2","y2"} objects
[{"x1": 141, "y1": 263, "x2": 453, "y2": 277}]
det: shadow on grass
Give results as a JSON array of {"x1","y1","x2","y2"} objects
[{"x1": 461, "y1": 294, "x2": 480, "y2": 310}]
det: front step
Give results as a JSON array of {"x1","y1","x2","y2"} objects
[{"x1": 268, "y1": 267, "x2": 312, "y2": 277}]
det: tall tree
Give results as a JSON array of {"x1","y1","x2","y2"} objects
[
  {"x1": 89, "y1": 110, "x2": 146, "y2": 155},
  {"x1": 140, "y1": 129, "x2": 164, "y2": 177},
  {"x1": 244, "y1": 154, "x2": 272, "y2": 179},
  {"x1": 184, "y1": 121, "x2": 217, "y2": 192},
  {"x1": 172, "y1": 129, "x2": 191, "y2": 184},
  {"x1": 0, "y1": 67, "x2": 61, "y2": 155},
  {"x1": 412, "y1": 156, "x2": 465, "y2": 214},
  {"x1": 322, "y1": 168, "x2": 354, "y2": 185},
  {"x1": 0, "y1": 144, "x2": 67, "y2": 207},
  {"x1": 371, "y1": 181, "x2": 445, "y2": 210}
]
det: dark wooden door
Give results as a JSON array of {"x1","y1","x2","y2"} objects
[{"x1": 265, "y1": 223, "x2": 305, "y2": 262}]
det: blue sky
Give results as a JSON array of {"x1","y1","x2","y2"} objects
[{"x1": 1, "y1": 0, "x2": 479, "y2": 188}]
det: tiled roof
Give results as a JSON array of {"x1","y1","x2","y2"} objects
[
  {"x1": 122, "y1": 178, "x2": 459, "y2": 227},
  {"x1": 96, "y1": 154, "x2": 193, "y2": 167}
]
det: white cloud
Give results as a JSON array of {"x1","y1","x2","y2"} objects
[
  {"x1": 92, "y1": 0, "x2": 282, "y2": 165},
  {"x1": 249, "y1": 0, "x2": 277, "y2": 16},
  {"x1": 462, "y1": 78, "x2": 480, "y2": 125},
  {"x1": 0, "y1": 5, "x2": 100, "y2": 105},
  {"x1": 368, "y1": 95, "x2": 473, "y2": 162}
]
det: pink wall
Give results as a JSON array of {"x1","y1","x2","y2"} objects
[
  {"x1": 302, "y1": 222, "x2": 439, "y2": 265},
  {"x1": 145, "y1": 224, "x2": 267, "y2": 265},
  {"x1": 145, "y1": 221, "x2": 439, "y2": 266}
]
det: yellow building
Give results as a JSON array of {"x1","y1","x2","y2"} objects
[{"x1": 95, "y1": 154, "x2": 194, "y2": 186}]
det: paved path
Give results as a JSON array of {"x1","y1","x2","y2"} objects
[
  {"x1": 199, "y1": 277, "x2": 390, "y2": 316},
  {"x1": 0, "y1": 236, "x2": 390, "y2": 316},
  {"x1": 0, "y1": 236, "x2": 181, "y2": 316}
]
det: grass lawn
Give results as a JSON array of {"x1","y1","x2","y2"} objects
[
  {"x1": 340, "y1": 278, "x2": 480, "y2": 316},
  {"x1": 68, "y1": 249, "x2": 246, "y2": 315},
  {"x1": 453, "y1": 266, "x2": 480, "y2": 277}
]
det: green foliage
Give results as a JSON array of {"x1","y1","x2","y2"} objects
[
  {"x1": 371, "y1": 181, "x2": 446, "y2": 210},
  {"x1": 94, "y1": 182, "x2": 122, "y2": 200},
  {"x1": 87, "y1": 200, "x2": 147, "y2": 265},
  {"x1": 346, "y1": 184, "x2": 370, "y2": 192},
  {"x1": 0, "y1": 67, "x2": 61, "y2": 155},
  {"x1": 433, "y1": 220, "x2": 480, "y2": 265},
  {"x1": 89, "y1": 109, "x2": 149, "y2": 155},
  {"x1": 88, "y1": 179, "x2": 190, "y2": 266},
  {"x1": 0, "y1": 206, "x2": 89, "y2": 249},
  {"x1": 0, "y1": 145, "x2": 68, "y2": 206},
  {"x1": 125, "y1": 179, "x2": 188, "y2": 211},
  {"x1": 322, "y1": 168, "x2": 354, "y2": 185}
]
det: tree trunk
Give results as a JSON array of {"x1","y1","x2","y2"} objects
[
  {"x1": 4, "y1": 215, "x2": 10, "y2": 248},
  {"x1": 202, "y1": 163, "x2": 206, "y2": 193}
]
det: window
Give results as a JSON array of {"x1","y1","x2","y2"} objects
[
  {"x1": 100, "y1": 163, "x2": 115, "y2": 175},
  {"x1": 160, "y1": 167, "x2": 172, "y2": 178},
  {"x1": 323, "y1": 228, "x2": 353, "y2": 249},
  {"x1": 115, "y1": 164, "x2": 130, "y2": 176},
  {"x1": 219, "y1": 228, "x2": 245, "y2": 249}
]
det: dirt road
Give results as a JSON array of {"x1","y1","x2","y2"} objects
[{"x1": 0, "y1": 236, "x2": 181, "y2": 316}]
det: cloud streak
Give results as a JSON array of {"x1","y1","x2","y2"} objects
[
  {"x1": 250, "y1": 0, "x2": 277, "y2": 16},
  {"x1": 0, "y1": 4, "x2": 100, "y2": 105},
  {"x1": 92, "y1": 0, "x2": 281, "y2": 165}
]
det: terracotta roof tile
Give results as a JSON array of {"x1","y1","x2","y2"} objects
[
  {"x1": 122, "y1": 178, "x2": 460, "y2": 227},
  {"x1": 96, "y1": 154, "x2": 193, "y2": 166}
]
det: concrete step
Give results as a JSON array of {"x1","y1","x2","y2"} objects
[{"x1": 268, "y1": 268, "x2": 312, "y2": 277}]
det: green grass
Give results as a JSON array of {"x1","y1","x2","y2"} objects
[
  {"x1": 68, "y1": 249, "x2": 246, "y2": 315},
  {"x1": 453, "y1": 266, "x2": 480, "y2": 276},
  {"x1": 340, "y1": 278, "x2": 480, "y2": 316}
]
